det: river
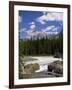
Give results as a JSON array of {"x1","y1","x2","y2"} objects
[{"x1": 23, "y1": 56, "x2": 62, "y2": 73}]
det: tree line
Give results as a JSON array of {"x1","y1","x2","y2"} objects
[{"x1": 19, "y1": 31, "x2": 63, "y2": 56}]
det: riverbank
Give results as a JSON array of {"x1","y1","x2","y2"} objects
[{"x1": 19, "y1": 56, "x2": 63, "y2": 79}]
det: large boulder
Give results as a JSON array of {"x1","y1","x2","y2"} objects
[
  {"x1": 48, "y1": 61, "x2": 63, "y2": 74},
  {"x1": 24, "y1": 63, "x2": 39, "y2": 74}
]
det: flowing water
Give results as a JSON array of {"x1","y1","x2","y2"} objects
[{"x1": 23, "y1": 56, "x2": 62, "y2": 73}]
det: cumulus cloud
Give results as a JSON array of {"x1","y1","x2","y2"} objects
[
  {"x1": 42, "y1": 25, "x2": 60, "y2": 34},
  {"x1": 25, "y1": 22, "x2": 36, "y2": 39},
  {"x1": 36, "y1": 15, "x2": 47, "y2": 24},
  {"x1": 42, "y1": 25, "x2": 55, "y2": 32},
  {"x1": 25, "y1": 21, "x2": 60, "y2": 39},
  {"x1": 29, "y1": 21, "x2": 36, "y2": 30},
  {"x1": 36, "y1": 12, "x2": 63, "y2": 24},
  {"x1": 30, "y1": 24, "x2": 36, "y2": 29}
]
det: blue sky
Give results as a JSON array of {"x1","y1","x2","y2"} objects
[{"x1": 19, "y1": 10, "x2": 63, "y2": 39}]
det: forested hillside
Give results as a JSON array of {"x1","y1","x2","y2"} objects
[{"x1": 19, "y1": 31, "x2": 63, "y2": 56}]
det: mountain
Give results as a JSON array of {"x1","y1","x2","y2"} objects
[{"x1": 24, "y1": 29, "x2": 63, "y2": 40}]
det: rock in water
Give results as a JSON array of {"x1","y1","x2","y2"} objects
[
  {"x1": 24, "y1": 63, "x2": 39, "y2": 74},
  {"x1": 48, "y1": 60, "x2": 63, "y2": 74}
]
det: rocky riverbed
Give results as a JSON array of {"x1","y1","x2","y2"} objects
[{"x1": 19, "y1": 56, "x2": 63, "y2": 79}]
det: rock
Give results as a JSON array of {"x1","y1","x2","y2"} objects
[
  {"x1": 24, "y1": 63, "x2": 39, "y2": 74},
  {"x1": 48, "y1": 60, "x2": 63, "y2": 74},
  {"x1": 54, "y1": 52, "x2": 63, "y2": 58}
]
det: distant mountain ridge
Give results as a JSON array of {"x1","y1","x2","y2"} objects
[{"x1": 24, "y1": 29, "x2": 63, "y2": 40}]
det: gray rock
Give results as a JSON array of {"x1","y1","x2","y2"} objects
[
  {"x1": 24, "y1": 63, "x2": 39, "y2": 74},
  {"x1": 54, "y1": 52, "x2": 63, "y2": 58},
  {"x1": 48, "y1": 60, "x2": 63, "y2": 74}
]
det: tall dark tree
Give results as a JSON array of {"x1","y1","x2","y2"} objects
[{"x1": 19, "y1": 31, "x2": 63, "y2": 56}]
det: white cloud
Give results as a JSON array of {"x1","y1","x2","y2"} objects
[
  {"x1": 36, "y1": 15, "x2": 47, "y2": 24},
  {"x1": 42, "y1": 25, "x2": 60, "y2": 35},
  {"x1": 36, "y1": 12, "x2": 63, "y2": 24},
  {"x1": 52, "y1": 26, "x2": 60, "y2": 31},
  {"x1": 25, "y1": 25, "x2": 60, "y2": 39},
  {"x1": 28, "y1": 21, "x2": 36, "y2": 30},
  {"x1": 29, "y1": 22, "x2": 35, "y2": 25},
  {"x1": 30, "y1": 24, "x2": 36, "y2": 29},
  {"x1": 25, "y1": 23, "x2": 36, "y2": 39},
  {"x1": 48, "y1": 12, "x2": 63, "y2": 21},
  {"x1": 46, "y1": 26, "x2": 55, "y2": 30},
  {"x1": 18, "y1": 16, "x2": 22, "y2": 23},
  {"x1": 19, "y1": 28, "x2": 26, "y2": 32},
  {"x1": 42, "y1": 25, "x2": 55, "y2": 32}
]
